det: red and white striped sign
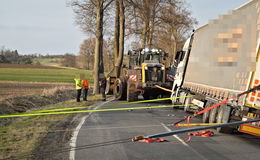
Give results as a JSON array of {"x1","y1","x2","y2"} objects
[{"x1": 129, "y1": 75, "x2": 137, "y2": 81}]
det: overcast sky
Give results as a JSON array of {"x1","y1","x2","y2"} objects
[{"x1": 0, "y1": 0, "x2": 250, "y2": 55}]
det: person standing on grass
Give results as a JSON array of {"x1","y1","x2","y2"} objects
[
  {"x1": 82, "y1": 78, "x2": 89, "y2": 101},
  {"x1": 74, "y1": 76, "x2": 82, "y2": 102}
]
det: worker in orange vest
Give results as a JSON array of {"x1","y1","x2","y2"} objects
[{"x1": 82, "y1": 78, "x2": 89, "y2": 101}]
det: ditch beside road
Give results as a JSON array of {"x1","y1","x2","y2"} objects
[{"x1": 0, "y1": 88, "x2": 105, "y2": 160}]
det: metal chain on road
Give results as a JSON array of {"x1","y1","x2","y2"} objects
[{"x1": 2, "y1": 138, "x2": 132, "y2": 160}]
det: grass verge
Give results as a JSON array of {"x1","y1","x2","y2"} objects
[{"x1": 0, "y1": 95, "x2": 103, "y2": 159}]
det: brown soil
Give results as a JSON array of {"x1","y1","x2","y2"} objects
[
  {"x1": 0, "y1": 81, "x2": 73, "y2": 100},
  {"x1": 0, "y1": 63, "x2": 61, "y2": 69}
]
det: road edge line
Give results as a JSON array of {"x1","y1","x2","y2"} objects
[{"x1": 69, "y1": 99, "x2": 113, "y2": 160}]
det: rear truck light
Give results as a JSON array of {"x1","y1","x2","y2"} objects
[{"x1": 239, "y1": 117, "x2": 260, "y2": 136}]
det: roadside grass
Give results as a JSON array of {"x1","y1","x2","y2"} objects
[
  {"x1": 0, "y1": 95, "x2": 103, "y2": 159},
  {"x1": 0, "y1": 68, "x2": 93, "y2": 83}
]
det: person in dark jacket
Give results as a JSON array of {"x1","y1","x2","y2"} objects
[{"x1": 99, "y1": 76, "x2": 107, "y2": 101}]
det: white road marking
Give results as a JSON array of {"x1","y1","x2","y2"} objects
[
  {"x1": 161, "y1": 123, "x2": 208, "y2": 160},
  {"x1": 82, "y1": 124, "x2": 165, "y2": 130},
  {"x1": 69, "y1": 99, "x2": 113, "y2": 160}
]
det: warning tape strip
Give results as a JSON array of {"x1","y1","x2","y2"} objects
[
  {"x1": 110, "y1": 95, "x2": 193, "y2": 105},
  {"x1": 176, "y1": 123, "x2": 223, "y2": 127},
  {"x1": 24, "y1": 96, "x2": 193, "y2": 114},
  {"x1": 0, "y1": 104, "x2": 194, "y2": 118}
]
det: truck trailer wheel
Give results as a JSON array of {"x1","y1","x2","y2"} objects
[
  {"x1": 209, "y1": 105, "x2": 218, "y2": 123},
  {"x1": 216, "y1": 104, "x2": 233, "y2": 133},
  {"x1": 114, "y1": 78, "x2": 126, "y2": 100},
  {"x1": 184, "y1": 96, "x2": 192, "y2": 112},
  {"x1": 202, "y1": 101, "x2": 212, "y2": 123},
  {"x1": 179, "y1": 92, "x2": 187, "y2": 104},
  {"x1": 127, "y1": 83, "x2": 138, "y2": 102}
]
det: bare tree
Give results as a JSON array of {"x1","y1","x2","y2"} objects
[
  {"x1": 156, "y1": 0, "x2": 197, "y2": 65},
  {"x1": 125, "y1": 0, "x2": 196, "y2": 65},
  {"x1": 103, "y1": 39, "x2": 113, "y2": 72},
  {"x1": 126, "y1": 0, "x2": 161, "y2": 48},
  {"x1": 71, "y1": 0, "x2": 113, "y2": 94},
  {"x1": 114, "y1": 0, "x2": 125, "y2": 78},
  {"x1": 79, "y1": 38, "x2": 95, "y2": 69},
  {"x1": 71, "y1": 0, "x2": 196, "y2": 90}
]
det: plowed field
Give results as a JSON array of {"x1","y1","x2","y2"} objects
[{"x1": 0, "y1": 81, "x2": 73, "y2": 100}]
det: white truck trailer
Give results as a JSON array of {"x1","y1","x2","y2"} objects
[{"x1": 171, "y1": 0, "x2": 260, "y2": 135}]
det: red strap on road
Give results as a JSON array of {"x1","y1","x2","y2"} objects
[
  {"x1": 172, "y1": 98, "x2": 233, "y2": 141},
  {"x1": 138, "y1": 138, "x2": 168, "y2": 143},
  {"x1": 136, "y1": 86, "x2": 260, "y2": 144},
  {"x1": 172, "y1": 97, "x2": 236, "y2": 142},
  {"x1": 188, "y1": 130, "x2": 214, "y2": 137}
]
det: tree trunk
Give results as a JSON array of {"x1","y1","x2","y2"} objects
[
  {"x1": 114, "y1": 0, "x2": 124, "y2": 78},
  {"x1": 118, "y1": 0, "x2": 125, "y2": 77},
  {"x1": 148, "y1": 22, "x2": 155, "y2": 48},
  {"x1": 148, "y1": 5, "x2": 156, "y2": 48},
  {"x1": 87, "y1": 56, "x2": 90, "y2": 69},
  {"x1": 171, "y1": 31, "x2": 177, "y2": 66},
  {"x1": 93, "y1": 0, "x2": 104, "y2": 94},
  {"x1": 141, "y1": 21, "x2": 149, "y2": 48},
  {"x1": 114, "y1": 0, "x2": 120, "y2": 77}
]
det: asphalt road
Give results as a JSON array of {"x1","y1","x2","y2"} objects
[{"x1": 74, "y1": 100, "x2": 260, "y2": 160}]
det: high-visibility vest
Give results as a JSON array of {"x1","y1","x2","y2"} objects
[
  {"x1": 74, "y1": 78, "x2": 82, "y2": 90},
  {"x1": 82, "y1": 79, "x2": 89, "y2": 89}
]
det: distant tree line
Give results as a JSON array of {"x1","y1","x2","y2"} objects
[
  {"x1": 0, "y1": 48, "x2": 34, "y2": 64},
  {"x1": 0, "y1": 47, "x2": 79, "y2": 68}
]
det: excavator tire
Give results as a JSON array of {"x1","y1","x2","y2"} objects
[
  {"x1": 114, "y1": 78, "x2": 126, "y2": 100},
  {"x1": 105, "y1": 77, "x2": 112, "y2": 95},
  {"x1": 127, "y1": 82, "x2": 138, "y2": 102}
]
